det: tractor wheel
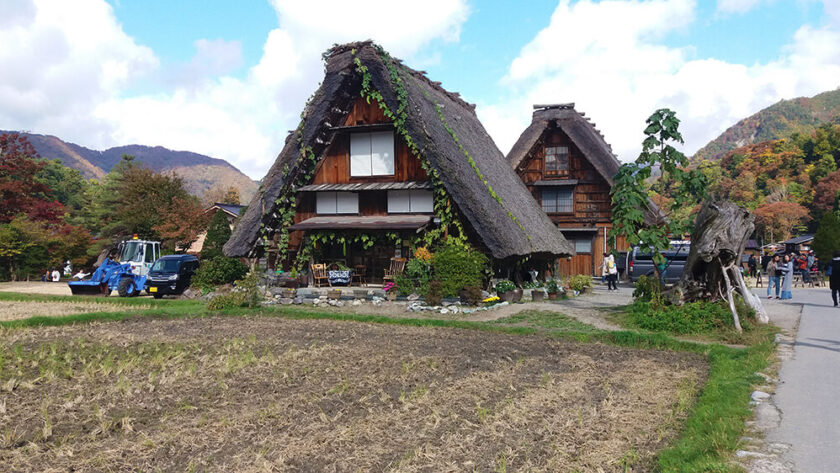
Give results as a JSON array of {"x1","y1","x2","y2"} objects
[{"x1": 117, "y1": 277, "x2": 136, "y2": 297}]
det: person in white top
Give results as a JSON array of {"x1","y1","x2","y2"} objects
[
  {"x1": 51, "y1": 269, "x2": 60, "y2": 282},
  {"x1": 602, "y1": 253, "x2": 619, "y2": 291}
]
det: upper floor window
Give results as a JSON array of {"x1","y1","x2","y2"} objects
[
  {"x1": 388, "y1": 190, "x2": 434, "y2": 213},
  {"x1": 351, "y1": 131, "x2": 394, "y2": 177},
  {"x1": 541, "y1": 188, "x2": 574, "y2": 213},
  {"x1": 545, "y1": 146, "x2": 569, "y2": 176},
  {"x1": 316, "y1": 192, "x2": 359, "y2": 214}
]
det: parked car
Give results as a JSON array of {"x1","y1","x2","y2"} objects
[
  {"x1": 627, "y1": 242, "x2": 690, "y2": 283},
  {"x1": 144, "y1": 254, "x2": 200, "y2": 298}
]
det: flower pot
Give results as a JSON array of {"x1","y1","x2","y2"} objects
[
  {"x1": 386, "y1": 292, "x2": 397, "y2": 301},
  {"x1": 531, "y1": 291, "x2": 545, "y2": 302},
  {"x1": 353, "y1": 289, "x2": 368, "y2": 300},
  {"x1": 547, "y1": 292, "x2": 557, "y2": 300},
  {"x1": 512, "y1": 289, "x2": 523, "y2": 303},
  {"x1": 281, "y1": 288, "x2": 296, "y2": 299},
  {"x1": 328, "y1": 290, "x2": 342, "y2": 300}
]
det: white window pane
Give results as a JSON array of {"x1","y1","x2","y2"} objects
[
  {"x1": 335, "y1": 192, "x2": 358, "y2": 214},
  {"x1": 575, "y1": 238, "x2": 592, "y2": 253},
  {"x1": 316, "y1": 192, "x2": 337, "y2": 214},
  {"x1": 370, "y1": 131, "x2": 394, "y2": 175},
  {"x1": 350, "y1": 133, "x2": 372, "y2": 176},
  {"x1": 388, "y1": 190, "x2": 410, "y2": 213},
  {"x1": 410, "y1": 190, "x2": 434, "y2": 212}
]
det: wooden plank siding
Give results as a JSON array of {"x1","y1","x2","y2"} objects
[
  {"x1": 282, "y1": 97, "x2": 427, "y2": 266},
  {"x1": 515, "y1": 127, "x2": 629, "y2": 277}
]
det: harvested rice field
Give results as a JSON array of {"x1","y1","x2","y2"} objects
[
  {"x1": 0, "y1": 316, "x2": 708, "y2": 472},
  {"x1": 0, "y1": 300, "x2": 149, "y2": 322}
]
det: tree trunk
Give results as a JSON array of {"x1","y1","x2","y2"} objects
[{"x1": 667, "y1": 200, "x2": 768, "y2": 329}]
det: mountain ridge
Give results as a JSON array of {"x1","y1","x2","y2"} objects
[
  {"x1": 693, "y1": 88, "x2": 840, "y2": 162},
  {"x1": 2, "y1": 130, "x2": 258, "y2": 202}
]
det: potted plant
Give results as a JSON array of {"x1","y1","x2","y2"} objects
[
  {"x1": 281, "y1": 287, "x2": 296, "y2": 299},
  {"x1": 494, "y1": 279, "x2": 516, "y2": 302},
  {"x1": 383, "y1": 282, "x2": 398, "y2": 301},
  {"x1": 531, "y1": 289, "x2": 545, "y2": 302},
  {"x1": 546, "y1": 279, "x2": 559, "y2": 300},
  {"x1": 327, "y1": 288, "x2": 342, "y2": 300}
]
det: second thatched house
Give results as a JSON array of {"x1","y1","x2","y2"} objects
[
  {"x1": 225, "y1": 42, "x2": 572, "y2": 282},
  {"x1": 507, "y1": 104, "x2": 662, "y2": 276}
]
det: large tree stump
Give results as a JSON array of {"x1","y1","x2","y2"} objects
[{"x1": 667, "y1": 200, "x2": 768, "y2": 329}]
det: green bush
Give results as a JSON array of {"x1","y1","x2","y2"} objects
[
  {"x1": 193, "y1": 256, "x2": 248, "y2": 292},
  {"x1": 432, "y1": 242, "x2": 488, "y2": 297},
  {"x1": 632, "y1": 275, "x2": 663, "y2": 302},
  {"x1": 207, "y1": 292, "x2": 248, "y2": 310},
  {"x1": 424, "y1": 280, "x2": 443, "y2": 306},
  {"x1": 494, "y1": 279, "x2": 516, "y2": 294},
  {"x1": 394, "y1": 274, "x2": 415, "y2": 297},
  {"x1": 545, "y1": 279, "x2": 560, "y2": 294},
  {"x1": 567, "y1": 274, "x2": 592, "y2": 292},
  {"x1": 628, "y1": 299, "x2": 755, "y2": 334}
]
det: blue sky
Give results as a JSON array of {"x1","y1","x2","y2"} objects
[{"x1": 2, "y1": 0, "x2": 839, "y2": 179}]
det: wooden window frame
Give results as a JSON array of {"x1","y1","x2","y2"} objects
[
  {"x1": 540, "y1": 187, "x2": 574, "y2": 214},
  {"x1": 544, "y1": 145, "x2": 570, "y2": 178}
]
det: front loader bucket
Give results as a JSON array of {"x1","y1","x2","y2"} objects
[{"x1": 68, "y1": 281, "x2": 108, "y2": 296}]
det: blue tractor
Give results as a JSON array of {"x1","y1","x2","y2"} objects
[{"x1": 68, "y1": 238, "x2": 161, "y2": 297}]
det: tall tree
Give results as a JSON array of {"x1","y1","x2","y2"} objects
[
  {"x1": 202, "y1": 185, "x2": 241, "y2": 205},
  {"x1": 610, "y1": 109, "x2": 707, "y2": 278},
  {"x1": 201, "y1": 210, "x2": 232, "y2": 260},
  {"x1": 153, "y1": 196, "x2": 209, "y2": 251},
  {"x1": 0, "y1": 133, "x2": 64, "y2": 223},
  {"x1": 753, "y1": 201, "x2": 810, "y2": 242},
  {"x1": 812, "y1": 211, "x2": 840, "y2": 264}
]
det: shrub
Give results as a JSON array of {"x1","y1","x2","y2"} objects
[
  {"x1": 494, "y1": 279, "x2": 516, "y2": 294},
  {"x1": 545, "y1": 279, "x2": 560, "y2": 294},
  {"x1": 460, "y1": 285, "x2": 483, "y2": 305},
  {"x1": 235, "y1": 270, "x2": 261, "y2": 308},
  {"x1": 432, "y1": 241, "x2": 488, "y2": 297},
  {"x1": 424, "y1": 280, "x2": 443, "y2": 306},
  {"x1": 207, "y1": 292, "x2": 247, "y2": 310},
  {"x1": 394, "y1": 274, "x2": 415, "y2": 296},
  {"x1": 628, "y1": 299, "x2": 755, "y2": 334},
  {"x1": 567, "y1": 274, "x2": 592, "y2": 292},
  {"x1": 632, "y1": 275, "x2": 663, "y2": 302},
  {"x1": 193, "y1": 256, "x2": 248, "y2": 292}
]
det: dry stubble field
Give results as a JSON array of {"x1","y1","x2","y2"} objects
[{"x1": 1, "y1": 315, "x2": 707, "y2": 472}]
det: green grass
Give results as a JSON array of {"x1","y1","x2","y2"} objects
[
  {"x1": 491, "y1": 309, "x2": 602, "y2": 333},
  {"x1": 0, "y1": 291, "x2": 774, "y2": 472}
]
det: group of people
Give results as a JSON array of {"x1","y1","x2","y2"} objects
[{"x1": 765, "y1": 254, "x2": 797, "y2": 300}]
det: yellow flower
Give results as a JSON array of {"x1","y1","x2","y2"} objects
[
  {"x1": 482, "y1": 296, "x2": 500, "y2": 303},
  {"x1": 414, "y1": 247, "x2": 433, "y2": 262}
]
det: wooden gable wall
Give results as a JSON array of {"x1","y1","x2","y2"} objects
[
  {"x1": 311, "y1": 97, "x2": 428, "y2": 185},
  {"x1": 517, "y1": 127, "x2": 613, "y2": 225}
]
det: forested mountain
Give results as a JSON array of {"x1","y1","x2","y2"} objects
[
  {"x1": 693, "y1": 89, "x2": 840, "y2": 162},
  {"x1": 1, "y1": 131, "x2": 258, "y2": 202}
]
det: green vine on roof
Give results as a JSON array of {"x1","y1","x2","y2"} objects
[{"x1": 354, "y1": 49, "x2": 466, "y2": 245}]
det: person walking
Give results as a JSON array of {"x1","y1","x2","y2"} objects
[
  {"x1": 606, "y1": 253, "x2": 618, "y2": 290},
  {"x1": 828, "y1": 251, "x2": 840, "y2": 306},
  {"x1": 767, "y1": 255, "x2": 781, "y2": 299},
  {"x1": 748, "y1": 254, "x2": 757, "y2": 278},
  {"x1": 780, "y1": 254, "x2": 794, "y2": 300}
]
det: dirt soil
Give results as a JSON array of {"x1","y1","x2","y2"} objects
[
  {"x1": 0, "y1": 301, "x2": 149, "y2": 322},
  {"x1": 1, "y1": 316, "x2": 707, "y2": 472}
]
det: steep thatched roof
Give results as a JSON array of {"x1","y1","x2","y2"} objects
[
  {"x1": 507, "y1": 104, "x2": 665, "y2": 225},
  {"x1": 225, "y1": 41, "x2": 573, "y2": 260}
]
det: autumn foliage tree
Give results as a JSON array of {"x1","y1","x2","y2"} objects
[
  {"x1": 153, "y1": 196, "x2": 209, "y2": 250},
  {"x1": 0, "y1": 133, "x2": 64, "y2": 223},
  {"x1": 753, "y1": 201, "x2": 810, "y2": 242}
]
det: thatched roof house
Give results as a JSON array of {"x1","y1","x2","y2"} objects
[
  {"x1": 225, "y1": 42, "x2": 572, "y2": 266},
  {"x1": 506, "y1": 104, "x2": 663, "y2": 276}
]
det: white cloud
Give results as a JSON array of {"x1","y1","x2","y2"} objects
[
  {"x1": 0, "y1": 0, "x2": 157, "y2": 147},
  {"x1": 716, "y1": 0, "x2": 766, "y2": 15},
  {"x1": 0, "y1": 0, "x2": 469, "y2": 179},
  {"x1": 95, "y1": 0, "x2": 470, "y2": 178},
  {"x1": 481, "y1": 0, "x2": 840, "y2": 163}
]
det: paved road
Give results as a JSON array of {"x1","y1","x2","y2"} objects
[{"x1": 768, "y1": 288, "x2": 840, "y2": 472}]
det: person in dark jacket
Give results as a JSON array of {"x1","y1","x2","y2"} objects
[
  {"x1": 829, "y1": 251, "x2": 840, "y2": 307},
  {"x1": 748, "y1": 254, "x2": 757, "y2": 278}
]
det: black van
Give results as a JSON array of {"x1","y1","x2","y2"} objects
[
  {"x1": 144, "y1": 254, "x2": 200, "y2": 298},
  {"x1": 627, "y1": 242, "x2": 690, "y2": 283}
]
